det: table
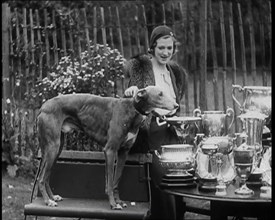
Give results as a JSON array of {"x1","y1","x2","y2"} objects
[{"x1": 162, "y1": 181, "x2": 271, "y2": 220}]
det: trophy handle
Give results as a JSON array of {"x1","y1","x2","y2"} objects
[
  {"x1": 232, "y1": 85, "x2": 243, "y2": 110},
  {"x1": 226, "y1": 107, "x2": 235, "y2": 130},
  {"x1": 154, "y1": 150, "x2": 161, "y2": 159},
  {"x1": 193, "y1": 108, "x2": 202, "y2": 117}
]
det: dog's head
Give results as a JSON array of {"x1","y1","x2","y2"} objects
[{"x1": 133, "y1": 86, "x2": 179, "y2": 116}]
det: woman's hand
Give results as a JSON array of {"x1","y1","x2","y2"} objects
[{"x1": 124, "y1": 86, "x2": 139, "y2": 97}]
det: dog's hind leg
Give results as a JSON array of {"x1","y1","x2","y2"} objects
[
  {"x1": 37, "y1": 118, "x2": 63, "y2": 207},
  {"x1": 45, "y1": 132, "x2": 65, "y2": 203},
  {"x1": 38, "y1": 150, "x2": 59, "y2": 206}
]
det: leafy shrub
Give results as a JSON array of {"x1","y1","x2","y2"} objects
[
  {"x1": 27, "y1": 44, "x2": 125, "y2": 108},
  {"x1": 2, "y1": 100, "x2": 38, "y2": 178}
]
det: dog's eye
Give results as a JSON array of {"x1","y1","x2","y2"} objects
[{"x1": 159, "y1": 91, "x2": 163, "y2": 96}]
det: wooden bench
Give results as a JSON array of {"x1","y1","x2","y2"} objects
[{"x1": 24, "y1": 150, "x2": 152, "y2": 220}]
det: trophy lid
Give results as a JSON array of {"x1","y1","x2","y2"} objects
[
  {"x1": 238, "y1": 111, "x2": 267, "y2": 120},
  {"x1": 243, "y1": 86, "x2": 271, "y2": 91}
]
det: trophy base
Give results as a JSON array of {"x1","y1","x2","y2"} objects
[
  {"x1": 235, "y1": 185, "x2": 254, "y2": 195},
  {"x1": 215, "y1": 184, "x2": 227, "y2": 196},
  {"x1": 198, "y1": 178, "x2": 218, "y2": 192},
  {"x1": 166, "y1": 169, "x2": 193, "y2": 177},
  {"x1": 260, "y1": 186, "x2": 271, "y2": 198}
]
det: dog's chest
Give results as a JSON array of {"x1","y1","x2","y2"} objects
[{"x1": 125, "y1": 131, "x2": 137, "y2": 143}]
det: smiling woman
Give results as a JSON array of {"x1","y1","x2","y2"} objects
[{"x1": 124, "y1": 25, "x2": 188, "y2": 220}]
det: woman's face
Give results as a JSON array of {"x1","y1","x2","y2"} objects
[{"x1": 153, "y1": 36, "x2": 174, "y2": 65}]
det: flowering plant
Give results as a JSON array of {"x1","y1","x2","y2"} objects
[{"x1": 26, "y1": 44, "x2": 125, "y2": 107}]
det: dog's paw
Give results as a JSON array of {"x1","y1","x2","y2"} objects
[
  {"x1": 53, "y1": 195, "x2": 63, "y2": 202},
  {"x1": 111, "y1": 203, "x2": 123, "y2": 210},
  {"x1": 117, "y1": 201, "x2": 127, "y2": 208},
  {"x1": 47, "y1": 199, "x2": 58, "y2": 207}
]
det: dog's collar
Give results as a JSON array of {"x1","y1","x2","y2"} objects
[{"x1": 133, "y1": 96, "x2": 150, "y2": 116}]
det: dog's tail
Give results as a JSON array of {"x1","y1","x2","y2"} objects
[
  {"x1": 30, "y1": 157, "x2": 42, "y2": 202},
  {"x1": 30, "y1": 110, "x2": 42, "y2": 203}
]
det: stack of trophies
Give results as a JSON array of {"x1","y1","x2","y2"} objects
[
  {"x1": 231, "y1": 85, "x2": 271, "y2": 197},
  {"x1": 155, "y1": 85, "x2": 271, "y2": 198},
  {"x1": 194, "y1": 84, "x2": 271, "y2": 197},
  {"x1": 154, "y1": 84, "x2": 271, "y2": 198}
]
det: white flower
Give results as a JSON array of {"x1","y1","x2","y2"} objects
[
  {"x1": 108, "y1": 80, "x2": 114, "y2": 87},
  {"x1": 6, "y1": 98, "x2": 11, "y2": 104}
]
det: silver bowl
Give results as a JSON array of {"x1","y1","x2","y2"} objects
[
  {"x1": 155, "y1": 144, "x2": 196, "y2": 175},
  {"x1": 201, "y1": 136, "x2": 233, "y2": 155}
]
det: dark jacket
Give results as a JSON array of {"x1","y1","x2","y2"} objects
[
  {"x1": 124, "y1": 54, "x2": 187, "y2": 105},
  {"x1": 124, "y1": 54, "x2": 188, "y2": 153}
]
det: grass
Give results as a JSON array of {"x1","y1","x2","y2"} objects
[{"x1": 2, "y1": 172, "x2": 33, "y2": 220}]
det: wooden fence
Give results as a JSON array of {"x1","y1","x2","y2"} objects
[
  {"x1": 3, "y1": 0, "x2": 272, "y2": 111},
  {"x1": 1, "y1": 0, "x2": 272, "y2": 157}
]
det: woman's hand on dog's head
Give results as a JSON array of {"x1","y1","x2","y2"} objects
[{"x1": 124, "y1": 86, "x2": 139, "y2": 97}]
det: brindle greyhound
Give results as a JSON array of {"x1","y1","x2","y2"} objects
[{"x1": 36, "y1": 86, "x2": 178, "y2": 210}]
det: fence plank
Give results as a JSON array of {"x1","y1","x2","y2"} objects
[
  {"x1": 15, "y1": 8, "x2": 22, "y2": 102},
  {"x1": 171, "y1": 2, "x2": 178, "y2": 63},
  {"x1": 259, "y1": 17, "x2": 267, "y2": 86},
  {"x1": 52, "y1": 10, "x2": 59, "y2": 66},
  {"x1": 162, "y1": 3, "x2": 166, "y2": 25},
  {"x1": 35, "y1": 9, "x2": 43, "y2": 80},
  {"x1": 9, "y1": 8, "x2": 14, "y2": 98},
  {"x1": 189, "y1": 3, "x2": 198, "y2": 109},
  {"x1": 268, "y1": 1, "x2": 271, "y2": 70},
  {"x1": 229, "y1": 2, "x2": 238, "y2": 132},
  {"x1": 199, "y1": 0, "x2": 208, "y2": 111},
  {"x1": 181, "y1": 0, "x2": 188, "y2": 68},
  {"x1": 82, "y1": 7, "x2": 91, "y2": 56},
  {"x1": 68, "y1": 14, "x2": 75, "y2": 71},
  {"x1": 141, "y1": 5, "x2": 149, "y2": 53},
  {"x1": 93, "y1": 6, "x2": 97, "y2": 45},
  {"x1": 248, "y1": 0, "x2": 256, "y2": 86},
  {"x1": 135, "y1": 5, "x2": 141, "y2": 54},
  {"x1": 115, "y1": 6, "x2": 124, "y2": 56},
  {"x1": 151, "y1": 3, "x2": 156, "y2": 28},
  {"x1": 100, "y1": 7, "x2": 107, "y2": 49},
  {"x1": 60, "y1": 14, "x2": 67, "y2": 57},
  {"x1": 208, "y1": 0, "x2": 219, "y2": 110},
  {"x1": 29, "y1": 9, "x2": 35, "y2": 88},
  {"x1": 75, "y1": 9, "x2": 82, "y2": 66},
  {"x1": 44, "y1": 8, "x2": 50, "y2": 76},
  {"x1": 2, "y1": 3, "x2": 10, "y2": 109},
  {"x1": 23, "y1": 8, "x2": 30, "y2": 93},
  {"x1": 108, "y1": 7, "x2": 115, "y2": 49},
  {"x1": 126, "y1": 7, "x2": 132, "y2": 58},
  {"x1": 219, "y1": 0, "x2": 227, "y2": 113},
  {"x1": 237, "y1": 2, "x2": 247, "y2": 86},
  {"x1": 115, "y1": 5, "x2": 124, "y2": 92}
]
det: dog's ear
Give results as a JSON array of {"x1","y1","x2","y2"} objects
[{"x1": 136, "y1": 88, "x2": 148, "y2": 101}]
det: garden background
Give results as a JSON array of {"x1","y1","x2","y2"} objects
[{"x1": 2, "y1": 0, "x2": 272, "y2": 178}]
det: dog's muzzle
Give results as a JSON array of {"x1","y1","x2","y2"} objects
[{"x1": 153, "y1": 107, "x2": 178, "y2": 126}]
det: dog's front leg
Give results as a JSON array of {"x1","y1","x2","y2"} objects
[
  {"x1": 113, "y1": 148, "x2": 129, "y2": 208},
  {"x1": 104, "y1": 148, "x2": 122, "y2": 210}
]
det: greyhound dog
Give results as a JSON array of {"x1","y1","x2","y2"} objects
[{"x1": 36, "y1": 86, "x2": 178, "y2": 210}]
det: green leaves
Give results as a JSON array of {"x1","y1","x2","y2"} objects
[{"x1": 26, "y1": 44, "x2": 125, "y2": 107}]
